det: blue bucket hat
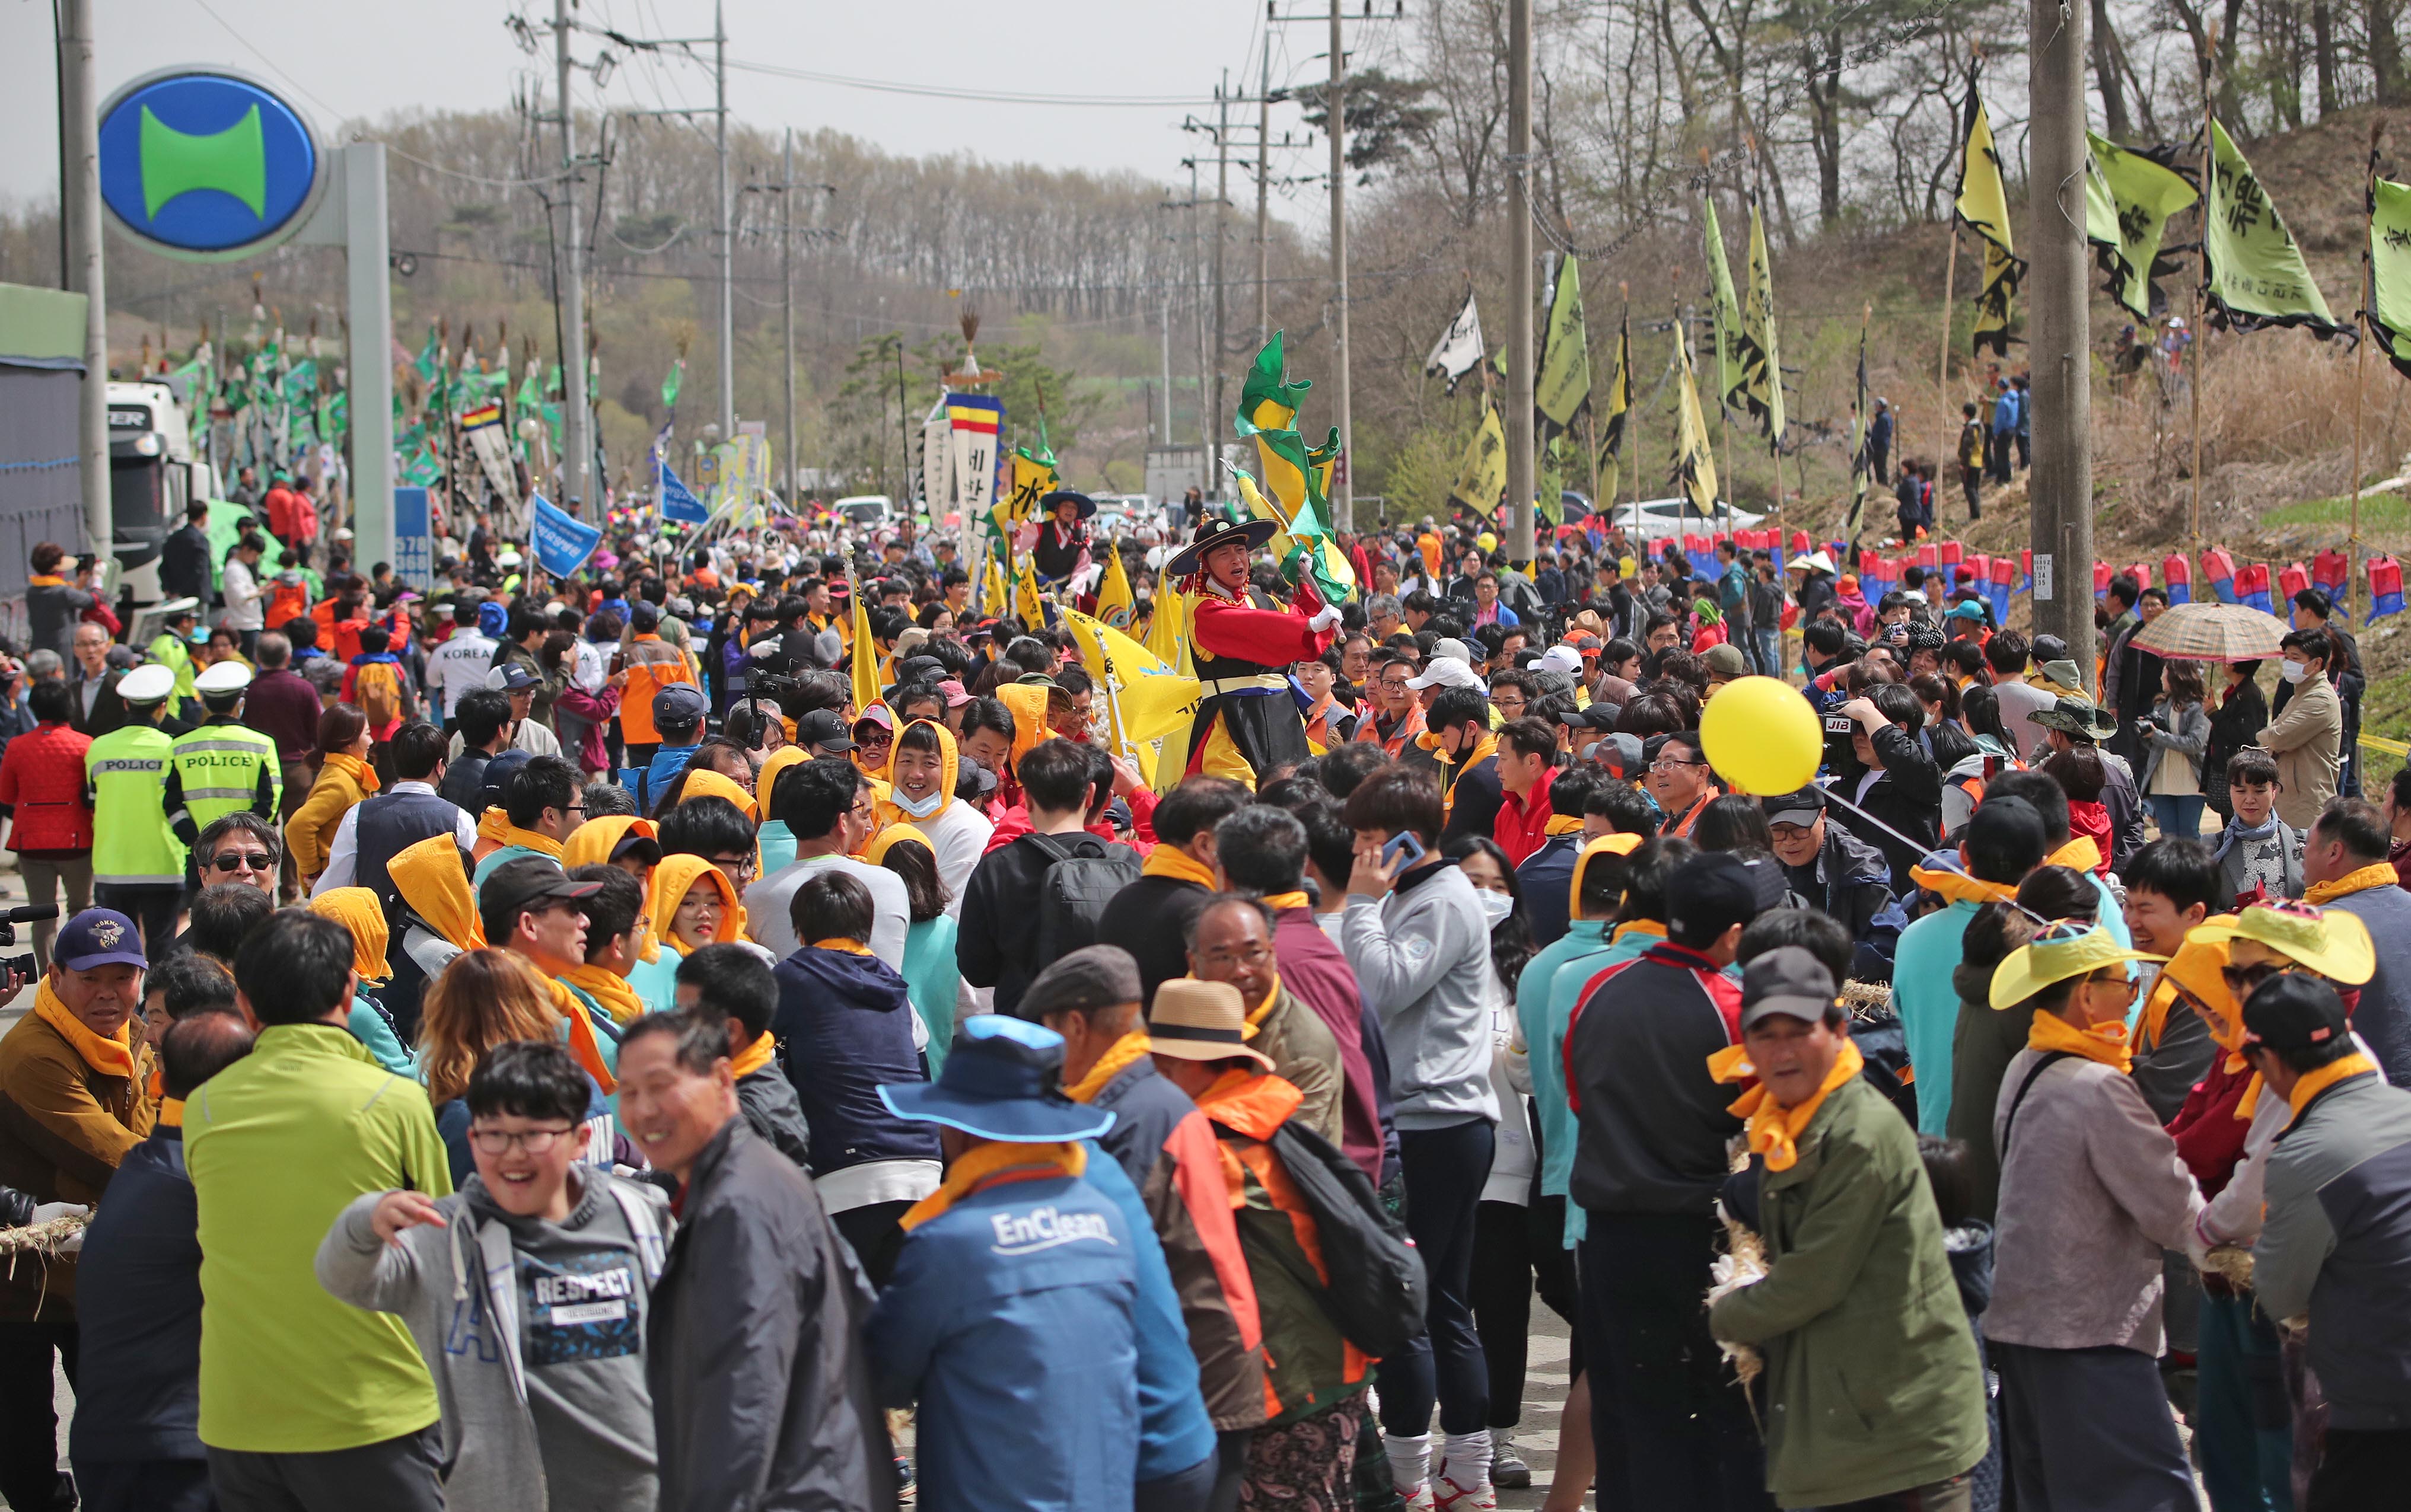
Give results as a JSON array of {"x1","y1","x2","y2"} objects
[{"x1": 879, "y1": 1016, "x2": 1117, "y2": 1143}]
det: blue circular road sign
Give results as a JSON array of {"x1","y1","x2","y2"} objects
[{"x1": 97, "y1": 69, "x2": 321, "y2": 259}]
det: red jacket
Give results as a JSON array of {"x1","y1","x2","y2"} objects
[
  {"x1": 0, "y1": 722, "x2": 93, "y2": 854},
  {"x1": 1493, "y1": 784, "x2": 1556, "y2": 867}
]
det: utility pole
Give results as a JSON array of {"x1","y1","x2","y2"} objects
[
  {"x1": 1505, "y1": 0, "x2": 1535, "y2": 560},
  {"x1": 715, "y1": 0, "x2": 734, "y2": 438},
  {"x1": 1257, "y1": 46, "x2": 1273, "y2": 347},
  {"x1": 782, "y1": 128, "x2": 795, "y2": 502},
  {"x1": 1272, "y1": 2, "x2": 1403, "y2": 530},
  {"x1": 1212, "y1": 74, "x2": 1231, "y2": 487},
  {"x1": 59, "y1": 0, "x2": 108, "y2": 562},
  {"x1": 1325, "y1": 2, "x2": 1352, "y2": 529},
  {"x1": 2028, "y1": 0, "x2": 2092, "y2": 680},
  {"x1": 552, "y1": 0, "x2": 590, "y2": 512}
]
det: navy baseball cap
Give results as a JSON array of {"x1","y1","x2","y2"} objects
[
  {"x1": 651, "y1": 683, "x2": 708, "y2": 726},
  {"x1": 880, "y1": 1016, "x2": 1117, "y2": 1143},
  {"x1": 55, "y1": 908, "x2": 146, "y2": 971},
  {"x1": 491, "y1": 662, "x2": 540, "y2": 692}
]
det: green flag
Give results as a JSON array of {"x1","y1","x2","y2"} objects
[
  {"x1": 2204, "y1": 118, "x2": 2342, "y2": 336},
  {"x1": 1741, "y1": 200, "x2": 1786, "y2": 448},
  {"x1": 1536, "y1": 254, "x2": 1591, "y2": 435},
  {"x1": 1954, "y1": 92, "x2": 2024, "y2": 355},
  {"x1": 1702, "y1": 197, "x2": 1747, "y2": 414},
  {"x1": 413, "y1": 325, "x2": 440, "y2": 382},
  {"x1": 662, "y1": 358, "x2": 684, "y2": 411},
  {"x1": 2368, "y1": 174, "x2": 2411, "y2": 378},
  {"x1": 1232, "y1": 334, "x2": 1354, "y2": 606},
  {"x1": 1671, "y1": 325, "x2": 1720, "y2": 519},
  {"x1": 2084, "y1": 133, "x2": 2199, "y2": 321},
  {"x1": 1597, "y1": 305, "x2": 1633, "y2": 509}
]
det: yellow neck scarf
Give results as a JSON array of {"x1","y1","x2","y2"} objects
[
  {"x1": 158, "y1": 1097, "x2": 184, "y2": 1128},
  {"x1": 1708, "y1": 1039, "x2": 1865, "y2": 1172},
  {"x1": 2028, "y1": 1008, "x2": 2133, "y2": 1074},
  {"x1": 1439, "y1": 733, "x2": 1500, "y2": 809},
  {"x1": 900, "y1": 1140, "x2": 1088, "y2": 1232},
  {"x1": 1141, "y1": 844, "x2": 1218, "y2": 889},
  {"x1": 483, "y1": 809, "x2": 565, "y2": 860},
  {"x1": 1611, "y1": 919, "x2": 1668, "y2": 945},
  {"x1": 1544, "y1": 813, "x2": 1586, "y2": 835},
  {"x1": 1260, "y1": 891, "x2": 1311, "y2": 913},
  {"x1": 34, "y1": 978, "x2": 135, "y2": 1080},
  {"x1": 730, "y1": 1031, "x2": 778, "y2": 1080},
  {"x1": 561, "y1": 962, "x2": 646, "y2": 1025},
  {"x1": 2283, "y1": 1051, "x2": 2378, "y2": 1127},
  {"x1": 323, "y1": 750, "x2": 381, "y2": 795},
  {"x1": 26, "y1": 575, "x2": 64, "y2": 589},
  {"x1": 1246, "y1": 974, "x2": 1283, "y2": 1034},
  {"x1": 1063, "y1": 1031, "x2": 1152, "y2": 1103},
  {"x1": 2305, "y1": 863, "x2": 2401, "y2": 907},
  {"x1": 541, "y1": 976, "x2": 617, "y2": 1094},
  {"x1": 810, "y1": 937, "x2": 875, "y2": 955}
]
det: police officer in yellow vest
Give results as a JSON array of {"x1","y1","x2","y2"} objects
[
  {"x1": 84, "y1": 662, "x2": 186, "y2": 955},
  {"x1": 145, "y1": 596, "x2": 203, "y2": 718},
  {"x1": 164, "y1": 660, "x2": 281, "y2": 896}
]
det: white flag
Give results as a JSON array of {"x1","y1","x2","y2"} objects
[{"x1": 1425, "y1": 292, "x2": 1485, "y2": 395}]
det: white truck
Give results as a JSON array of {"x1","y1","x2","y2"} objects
[{"x1": 106, "y1": 379, "x2": 216, "y2": 604}]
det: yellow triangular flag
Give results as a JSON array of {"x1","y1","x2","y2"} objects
[
  {"x1": 1014, "y1": 556, "x2": 1047, "y2": 629},
  {"x1": 980, "y1": 556, "x2": 1007, "y2": 617},
  {"x1": 1094, "y1": 542, "x2": 1136, "y2": 630},
  {"x1": 1061, "y1": 605, "x2": 1200, "y2": 746},
  {"x1": 848, "y1": 581, "x2": 881, "y2": 716}
]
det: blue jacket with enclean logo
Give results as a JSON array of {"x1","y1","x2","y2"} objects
[{"x1": 866, "y1": 1158, "x2": 1156, "y2": 1512}]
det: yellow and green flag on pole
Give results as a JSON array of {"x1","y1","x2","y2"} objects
[
  {"x1": 1702, "y1": 196, "x2": 1748, "y2": 416},
  {"x1": 2203, "y1": 118, "x2": 2342, "y2": 336},
  {"x1": 1536, "y1": 253, "x2": 1591, "y2": 436},
  {"x1": 1449, "y1": 398, "x2": 1508, "y2": 519},
  {"x1": 2084, "y1": 132, "x2": 2197, "y2": 321},
  {"x1": 1671, "y1": 325, "x2": 1721, "y2": 519},
  {"x1": 1233, "y1": 334, "x2": 1356, "y2": 606},
  {"x1": 849, "y1": 583, "x2": 882, "y2": 716},
  {"x1": 1741, "y1": 200, "x2": 1786, "y2": 448},
  {"x1": 1094, "y1": 542, "x2": 1136, "y2": 629},
  {"x1": 1597, "y1": 304, "x2": 1632, "y2": 511},
  {"x1": 1954, "y1": 90, "x2": 2025, "y2": 356}
]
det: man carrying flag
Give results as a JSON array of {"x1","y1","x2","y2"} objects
[{"x1": 1166, "y1": 521, "x2": 1342, "y2": 788}]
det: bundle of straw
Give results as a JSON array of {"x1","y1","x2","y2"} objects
[
  {"x1": 1705, "y1": 1207, "x2": 1769, "y2": 1393},
  {"x1": 2200, "y1": 1244, "x2": 2255, "y2": 1291}
]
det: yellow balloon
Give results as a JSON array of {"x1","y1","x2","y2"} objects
[
  {"x1": 1477, "y1": 531, "x2": 1498, "y2": 553},
  {"x1": 1699, "y1": 675, "x2": 1821, "y2": 796}
]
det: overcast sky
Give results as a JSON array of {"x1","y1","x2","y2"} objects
[{"x1": 2, "y1": 0, "x2": 1348, "y2": 215}]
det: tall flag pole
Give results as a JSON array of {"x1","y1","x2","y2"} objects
[
  {"x1": 1845, "y1": 304, "x2": 1873, "y2": 547},
  {"x1": 2354, "y1": 121, "x2": 2385, "y2": 587},
  {"x1": 1702, "y1": 191, "x2": 1744, "y2": 516}
]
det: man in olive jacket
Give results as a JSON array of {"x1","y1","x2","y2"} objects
[{"x1": 1707, "y1": 949, "x2": 1988, "y2": 1509}]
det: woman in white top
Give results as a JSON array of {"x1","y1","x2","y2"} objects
[{"x1": 219, "y1": 532, "x2": 267, "y2": 649}]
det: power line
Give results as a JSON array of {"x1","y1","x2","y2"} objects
[{"x1": 718, "y1": 58, "x2": 1221, "y2": 108}]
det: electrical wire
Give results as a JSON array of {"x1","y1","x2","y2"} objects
[{"x1": 718, "y1": 58, "x2": 1221, "y2": 108}]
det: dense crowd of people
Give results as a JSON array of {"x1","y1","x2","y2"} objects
[{"x1": 0, "y1": 485, "x2": 2400, "y2": 1512}]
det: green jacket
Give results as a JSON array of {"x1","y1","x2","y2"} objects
[
  {"x1": 85, "y1": 723, "x2": 184, "y2": 885},
  {"x1": 1708, "y1": 1076, "x2": 1988, "y2": 1507},
  {"x1": 186, "y1": 1022, "x2": 453, "y2": 1453}
]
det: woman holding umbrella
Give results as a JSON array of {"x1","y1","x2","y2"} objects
[{"x1": 1170, "y1": 518, "x2": 1343, "y2": 786}]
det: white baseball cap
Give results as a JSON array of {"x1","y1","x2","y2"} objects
[
  {"x1": 118, "y1": 664, "x2": 176, "y2": 704},
  {"x1": 194, "y1": 661, "x2": 253, "y2": 696},
  {"x1": 1405, "y1": 658, "x2": 1484, "y2": 693}
]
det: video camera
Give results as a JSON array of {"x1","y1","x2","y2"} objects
[{"x1": 0, "y1": 905, "x2": 60, "y2": 981}]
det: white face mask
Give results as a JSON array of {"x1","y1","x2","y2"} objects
[
  {"x1": 2280, "y1": 658, "x2": 2310, "y2": 684},
  {"x1": 1476, "y1": 889, "x2": 1516, "y2": 927},
  {"x1": 893, "y1": 787, "x2": 944, "y2": 819}
]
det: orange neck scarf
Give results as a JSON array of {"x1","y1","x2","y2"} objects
[
  {"x1": 900, "y1": 1140, "x2": 1086, "y2": 1232},
  {"x1": 1709, "y1": 1039, "x2": 1864, "y2": 1172},
  {"x1": 1141, "y1": 845, "x2": 1218, "y2": 889},
  {"x1": 2283, "y1": 1051, "x2": 2378, "y2": 1129},
  {"x1": 2028, "y1": 1008, "x2": 2133, "y2": 1074},
  {"x1": 323, "y1": 750, "x2": 381, "y2": 795},
  {"x1": 1063, "y1": 1031, "x2": 1152, "y2": 1103},
  {"x1": 730, "y1": 1031, "x2": 777, "y2": 1080},
  {"x1": 2305, "y1": 864, "x2": 2400, "y2": 907},
  {"x1": 34, "y1": 978, "x2": 134, "y2": 1079}
]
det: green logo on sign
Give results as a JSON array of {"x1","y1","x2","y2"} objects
[{"x1": 138, "y1": 103, "x2": 266, "y2": 220}]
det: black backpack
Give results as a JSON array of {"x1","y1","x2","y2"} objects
[
  {"x1": 1021, "y1": 832, "x2": 1142, "y2": 963},
  {"x1": 1263, "y1": 1120, "x2": 1429, "y2": 1358}
]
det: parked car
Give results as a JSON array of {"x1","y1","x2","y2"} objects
[
  {"x1": 1600, "y1": 496, "x2": 1763, "y2": 541},
  {"x1": 832, "y1": 495, "x2": 894, "y2": 530}
]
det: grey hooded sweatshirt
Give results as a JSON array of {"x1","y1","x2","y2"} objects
[
  {"x1": 316, "y1": 1169, "x2": 672, "y2": 1512},
  {"x1": 1340, "y1": 856, "x2": 1501, "y2": 1130}
]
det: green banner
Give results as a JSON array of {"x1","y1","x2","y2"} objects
[
  {"x1": 2369, "y1": 175, "x2": 2411, "y2": 378},
  {"x1": 1536, "y1": 254, "x2": 1591, "y2": 434},
  {"x1": 2204, "y1": 118, "x2": 2341, "y2": 335},
  {"x1": 1741, "y1": 200, "x2": 1786, "y2": 446},
  {"x1": 1671, "y1": 326, "x2": 1719, "y2": 519},
  {"x1": 2084, "y1": 132, "x2": 2198, "y2": 321},
  {"x1": 1450, "y1": 399, "x2": 1507, "y2": 519},
  {"x1": 1702, "y1": 196, "x2": 1747, "y2": 416}
]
